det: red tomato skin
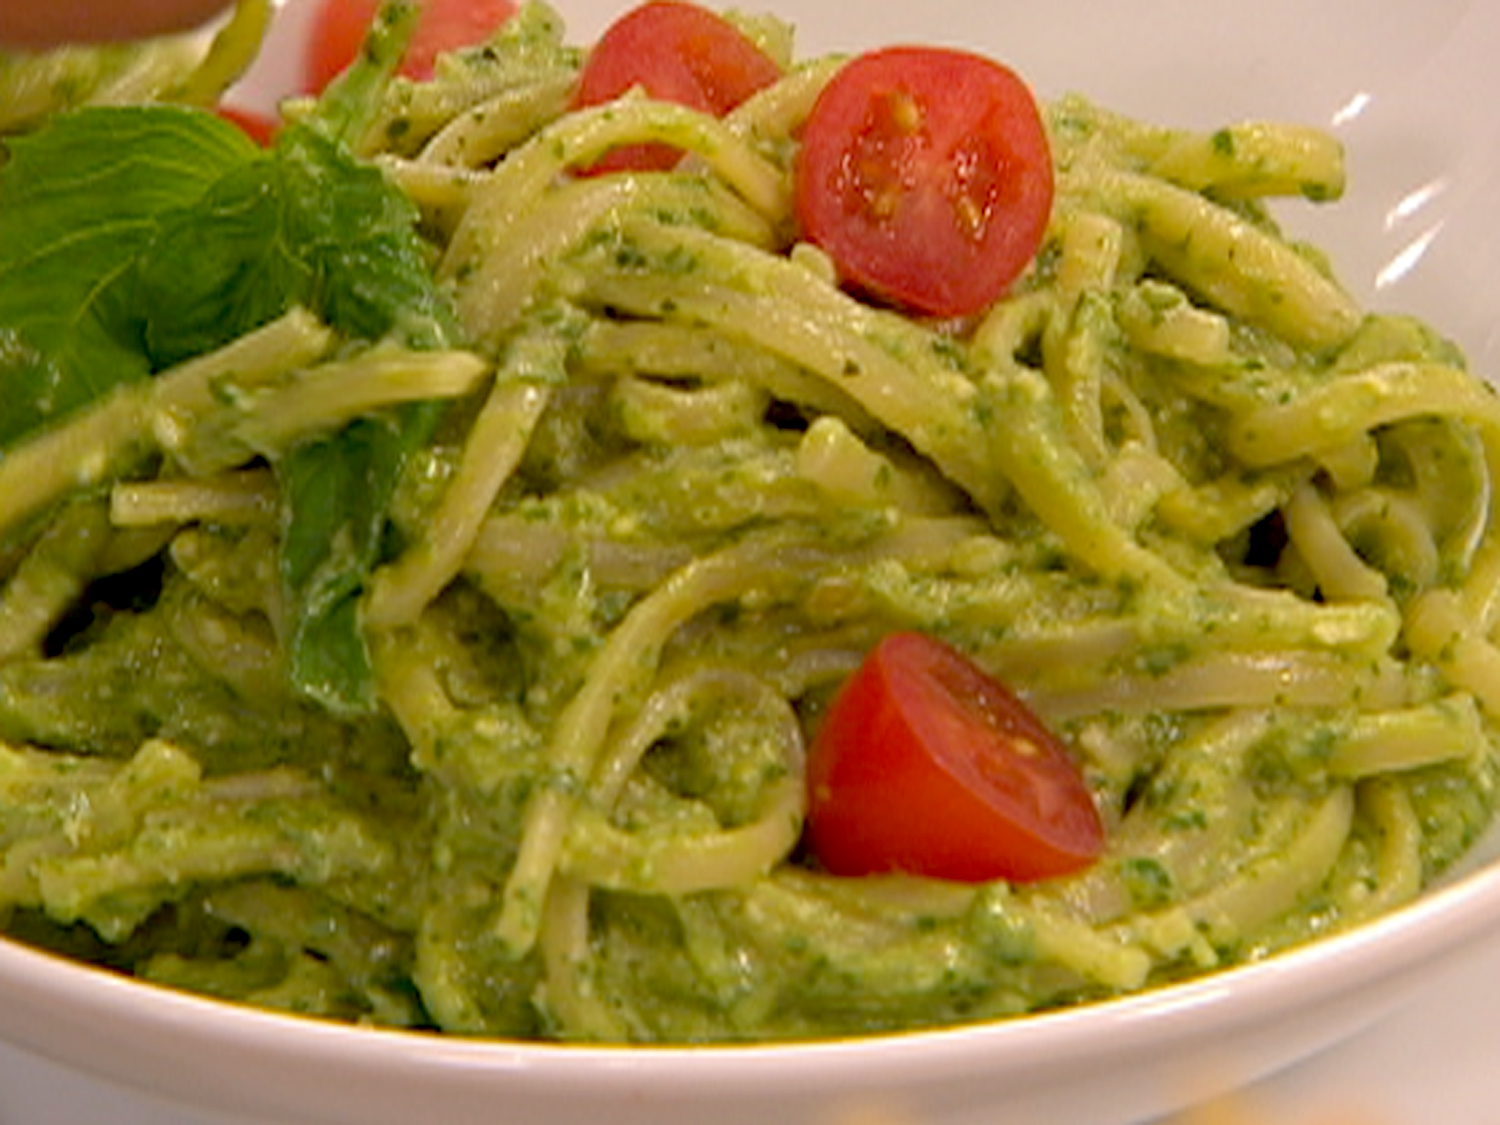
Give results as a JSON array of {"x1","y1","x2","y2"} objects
[
  {"x1": 805, "y1": 633, "x2": 1103, "y2": 883},
  {"x1": 794, "y1": 47, "x2": 1054, "y2": 319},
  {"x1": 215, "y1": 104, "x2": 279, "y2": 146},
  {"x1": 305, "y1": 0, "x2": 518, "y2": 93},
  {"x1": 572, "y1": 1, "x2": 780, "y2": 173}
]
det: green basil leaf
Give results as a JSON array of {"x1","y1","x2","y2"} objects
[
  {"x1": 0, "y1": 106, "x2": 255, "y2": 448},
  {"x1": 0, "y1": 3, "x2": 459, "y2": 716}
]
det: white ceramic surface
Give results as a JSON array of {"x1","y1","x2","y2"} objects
[{"x1": 3, "y1": 2, "x2": 1500, "y2": 1123}]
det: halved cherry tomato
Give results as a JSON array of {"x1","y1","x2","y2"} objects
[
  {"x1": 304, "y1": 0, "x2": 518, "y2": 93},
  {"x1": 215, "y1": 104, "x2": 279, "y2": 147},
  {"x1": 795, "y1": 47, "x2": 1054, "y2": 319},
  {"x1": 805, "y1": 632, "x2": 1103, "y2": 883},
  {"x1": 572, "y1": 1, "x2": 780, "y2": 173}
]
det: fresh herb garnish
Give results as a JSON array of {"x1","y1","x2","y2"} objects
[{"x1": 0, "y1": 1, "x2": 463, "y2": 714}]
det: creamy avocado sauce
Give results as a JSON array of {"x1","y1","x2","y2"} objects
[{"x1": 0, "y1": 2, "x2": 1496, "y2": 1045}]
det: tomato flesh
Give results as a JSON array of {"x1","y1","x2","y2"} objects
[
  {"x1": 805, "y1": 633, "x2": 1103, "y2": 883},
  {"x1": 795, "y1": 47, "x2": 1054, "y2": 318},
  {"x1": 305, "y1": 0, "x2": 518, "y2": 93},
  {"x1": 572, "y1": 1, "x2": 781, "y2": 174}
]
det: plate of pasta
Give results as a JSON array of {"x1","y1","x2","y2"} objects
[{"x1": 0, "y1": 0, "x2": 1498, "y2": 1123}]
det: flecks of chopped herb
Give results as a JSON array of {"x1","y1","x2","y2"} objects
[
  {"x1": 1120, "y1": 856, "x2": 1174, "y2": 908},
  {"x1": 1162, "y1": 807, "x2": 1209, "y2": 832},
  {"x1": 1137, "y1": 643, "x2": 1192, "y2": 677}
]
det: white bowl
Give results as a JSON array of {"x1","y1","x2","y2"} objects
[{"x1": 4, "y1": 2, "x2": 1500, "y2": 1123}]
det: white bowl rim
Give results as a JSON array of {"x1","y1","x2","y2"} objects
[{"x1": 3, "y1": 839, "x2": 1500, "y2": 1096}]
